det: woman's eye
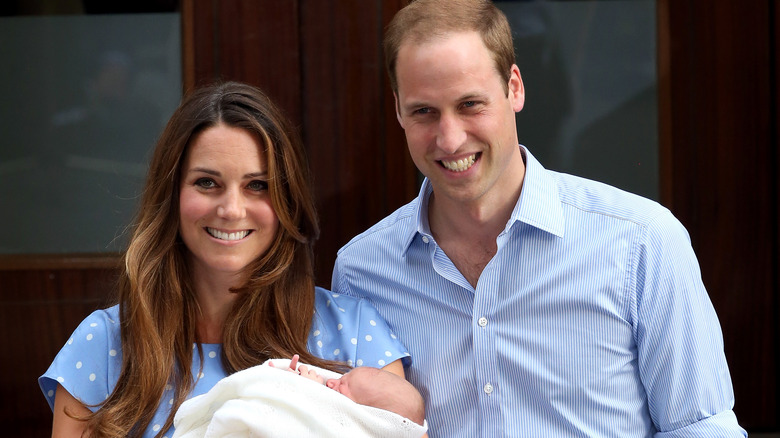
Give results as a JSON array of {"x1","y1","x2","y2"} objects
[
  {"x1": 195, "y1": 178, "x2": 216, "y2": 189},
  {"x1": 247, "y1": 180, "x2": 268, "y2": 191}
]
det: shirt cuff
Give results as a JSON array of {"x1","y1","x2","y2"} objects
[{"x1": 655, "y1": 410, "x2": 746, "y2": 438}]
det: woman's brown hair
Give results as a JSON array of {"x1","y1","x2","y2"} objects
[{"x1": 81, "y1": 81, "x2": 340, "y2": 436}]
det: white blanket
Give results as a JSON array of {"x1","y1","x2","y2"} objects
[{"x1": 173, "y1": 359, "x2": 428, "y2": 438}]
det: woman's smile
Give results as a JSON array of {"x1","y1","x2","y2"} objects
[{"x1": 205, "y1": 227, "x2": 253, "y2": 242}]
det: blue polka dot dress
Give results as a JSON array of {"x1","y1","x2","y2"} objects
[{"x1": 39, "y1": 287, "x2": 410, "y2": 437}]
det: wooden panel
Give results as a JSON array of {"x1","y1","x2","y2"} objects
[
  {"x1": 182, "y1": 0, "x2": 302, "y2": 121},
  {"x1": 381, "y1": 0, "x2": 420, "y2": 213},
  {"x1": 1, "y1": 268, "x2": 119, "y2": 438},
  {"x1": 299, "y1": 0, "x2": 415, "y2": 283},
  {"x1": 659, "y1": 0, "x2": 777, "y2": 428}
]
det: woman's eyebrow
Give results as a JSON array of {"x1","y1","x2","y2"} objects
[
  {"x1": 187, "y1": 168, "x2": 268, "y2": 179},
  {"x1": 189, "y1": 167, "x2": 220, "y2": 176}
]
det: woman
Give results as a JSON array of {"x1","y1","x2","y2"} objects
[{"x1": 39, "y1": 81, "x2": 408, "y2": 437}]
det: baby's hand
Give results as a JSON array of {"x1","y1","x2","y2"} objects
[
  {"x1": 269, "y1": 354, "x2": 301, "y2": 373},
  {"x1": 297, "y1": 364, "x2": 325, "y2": 384},
  {"x1": 268, "y1": 354, "x2": 324, "y2": 384}
]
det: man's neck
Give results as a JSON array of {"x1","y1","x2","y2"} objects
[{"x1": 427, "y1": 166, "x2": 525, "y2": 287}]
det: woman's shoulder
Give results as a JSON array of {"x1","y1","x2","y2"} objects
[
  {"x1": 67, "y1": 304, "x2": 121, "y2": 344},
  {"x1": 313, "y1": 286, "x2": 365, "y2": 312},
  {"x1": 39, "y1": 304, "x2": 123, "y2": 410},
  {"x1": 310, "y1": 287, "x2": 409, "y2": 367}
]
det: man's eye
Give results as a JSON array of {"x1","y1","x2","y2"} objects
[
  {"x1": 247, "y1": 180, "x2": 268, "y2": 191},
  {"x1": 463, "y1": 101, "x2": 476, "y2": 107},
  {"x1": 413, "y1": 107, "x2": 431, "y2": 115},
  {"x1": 195, "y1": 178, "x2": 216, "y2": 188}
]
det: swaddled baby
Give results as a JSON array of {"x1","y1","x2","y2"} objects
[
  {"x1": 274, "y1": 354, "x2": 426, "y2": 428},
  {"x1": 173, "y1": 356, "x2": 427, "y2": 438}
]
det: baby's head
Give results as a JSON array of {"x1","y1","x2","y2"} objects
[{"x1": 326, "y1": 367, "x2": 425, "y2": 426}]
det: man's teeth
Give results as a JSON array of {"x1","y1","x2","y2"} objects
[
  {"x1": 207, "y1": 228, "x2": 250, "y2": 241},
  {"x1": 441, "y1": 154, "x2": 476, "y2": 172}
]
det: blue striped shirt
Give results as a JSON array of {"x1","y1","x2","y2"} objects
[{"x1": 332, "y1": 146, "x2": 745, "y2": 437}]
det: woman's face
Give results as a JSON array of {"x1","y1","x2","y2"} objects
[{"x1": 178, "y1": 123, "x2": 280, "y2": 279}]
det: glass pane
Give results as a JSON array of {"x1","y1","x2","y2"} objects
[
  {"x1": 0, "y1": 13, "x2": 181, "y2": 254},
  {"x1": 497, "y1": 0, "x2": 658, "y2": 200}
]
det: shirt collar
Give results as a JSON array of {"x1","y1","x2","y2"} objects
[
  {"x1": 402, "y1": 145, "x2": 565, "y2": 255},
  {"x1": 401, "y1": 181, "x2": 434, "y2": 255},
  {"x1": 512, "y1": 145, "x2": 565, "y2": 238}
]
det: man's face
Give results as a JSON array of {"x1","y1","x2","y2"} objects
[{"x1": 394, "y1": 31, "x2": 525, "y2": 207}]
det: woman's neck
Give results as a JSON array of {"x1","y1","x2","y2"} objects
[{"x1": 189, "y1": 264, "x2": 242, "y2": 344}]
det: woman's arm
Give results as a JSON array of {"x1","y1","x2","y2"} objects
[
  {"x1": 381, "y1": 358, "x2": 405, "y2": 379},
  {"x1": 52, "y1": 384, "x2": 91, "y2": 438}
]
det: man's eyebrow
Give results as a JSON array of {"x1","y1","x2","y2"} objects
[
  {"x1": 458, "y1": 92, "x2": 485, "y2": 101},
  {"x1": 401, "y1": 100, "x2": 429, "y2": 112},
  {"x1": 401, "y1": 92, "x2": 486, "y2": 111}
]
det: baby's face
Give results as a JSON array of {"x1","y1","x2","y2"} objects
[{"x1": 325, "y1": 366, "x2": 378, "y2": 402}]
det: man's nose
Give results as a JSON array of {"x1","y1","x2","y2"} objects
[{"x1": 435, "y1": 113, "x2": 467, "y2": 153}]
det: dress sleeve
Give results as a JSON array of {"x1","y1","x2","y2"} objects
[
  {"x1": 39, "y1": 307, "x2": 121, "y2": 412},
  {"x1": 309, "y1": 287, "x2": 410, "y2": 369},
  {"x1": 633, "y1": 212, "x2": 746, "y2": 437},
  {"x1": 352, "y1": 296, "x2": 411, "y2": 368}
]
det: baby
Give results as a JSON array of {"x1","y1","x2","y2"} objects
[
  {"x1": 273, "y1": 354, "x2": 426, "y2": 427},
  {"x1": 174, "y1": 355, "x2": 428, "y2": 438}
]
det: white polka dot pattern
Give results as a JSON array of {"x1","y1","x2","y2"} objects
[
  {"x1": 307, "y1": 288, "x2": 409, "y2": 369},
  {"x1": 39, "y1": 288, "x2": 409, "y2": 437}
]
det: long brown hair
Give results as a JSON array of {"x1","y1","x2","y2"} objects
[{"x1": 83, "y1": 81, "x2": 340, "y2": 436}]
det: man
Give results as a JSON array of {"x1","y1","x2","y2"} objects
[{"x1": 331, "y1": 0, "x2": 745, "y2": 436}]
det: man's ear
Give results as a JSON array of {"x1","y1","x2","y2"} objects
[
  {"x1": 394, "y1": 92, "x2": 404, "y2": 127},
  {"x1": 508, "y1": 64, "x2": 525, "y2": 113}
]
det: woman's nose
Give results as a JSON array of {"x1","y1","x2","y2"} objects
[{"x1": 217, "y1": 189, "x2": 246, "y2": 219}]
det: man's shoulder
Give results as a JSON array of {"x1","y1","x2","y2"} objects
[
  {"x1": 551, "y1": 170, "x2": 672, "y2": 228},
  {"x1": 337, "y1": 198, "x2": 419, "y2": 256}
]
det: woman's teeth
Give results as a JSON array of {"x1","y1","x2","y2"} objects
[
  {"x1": 441, "y1": 154, "x2": 476, "y2": 172},
  {"x1": 207, "y1": 228, "x2": 250, "y2": 241}
]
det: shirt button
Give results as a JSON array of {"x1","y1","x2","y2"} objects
[
  {"x1": 478, "y1": 317, "x2": 488, "y2": 327},
  {"x1": 422, "y1": 235, "x2": 430, "y2": 243},
  {"x1": 483, "y1": 383, "x2": 494, "y2": 394}
]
